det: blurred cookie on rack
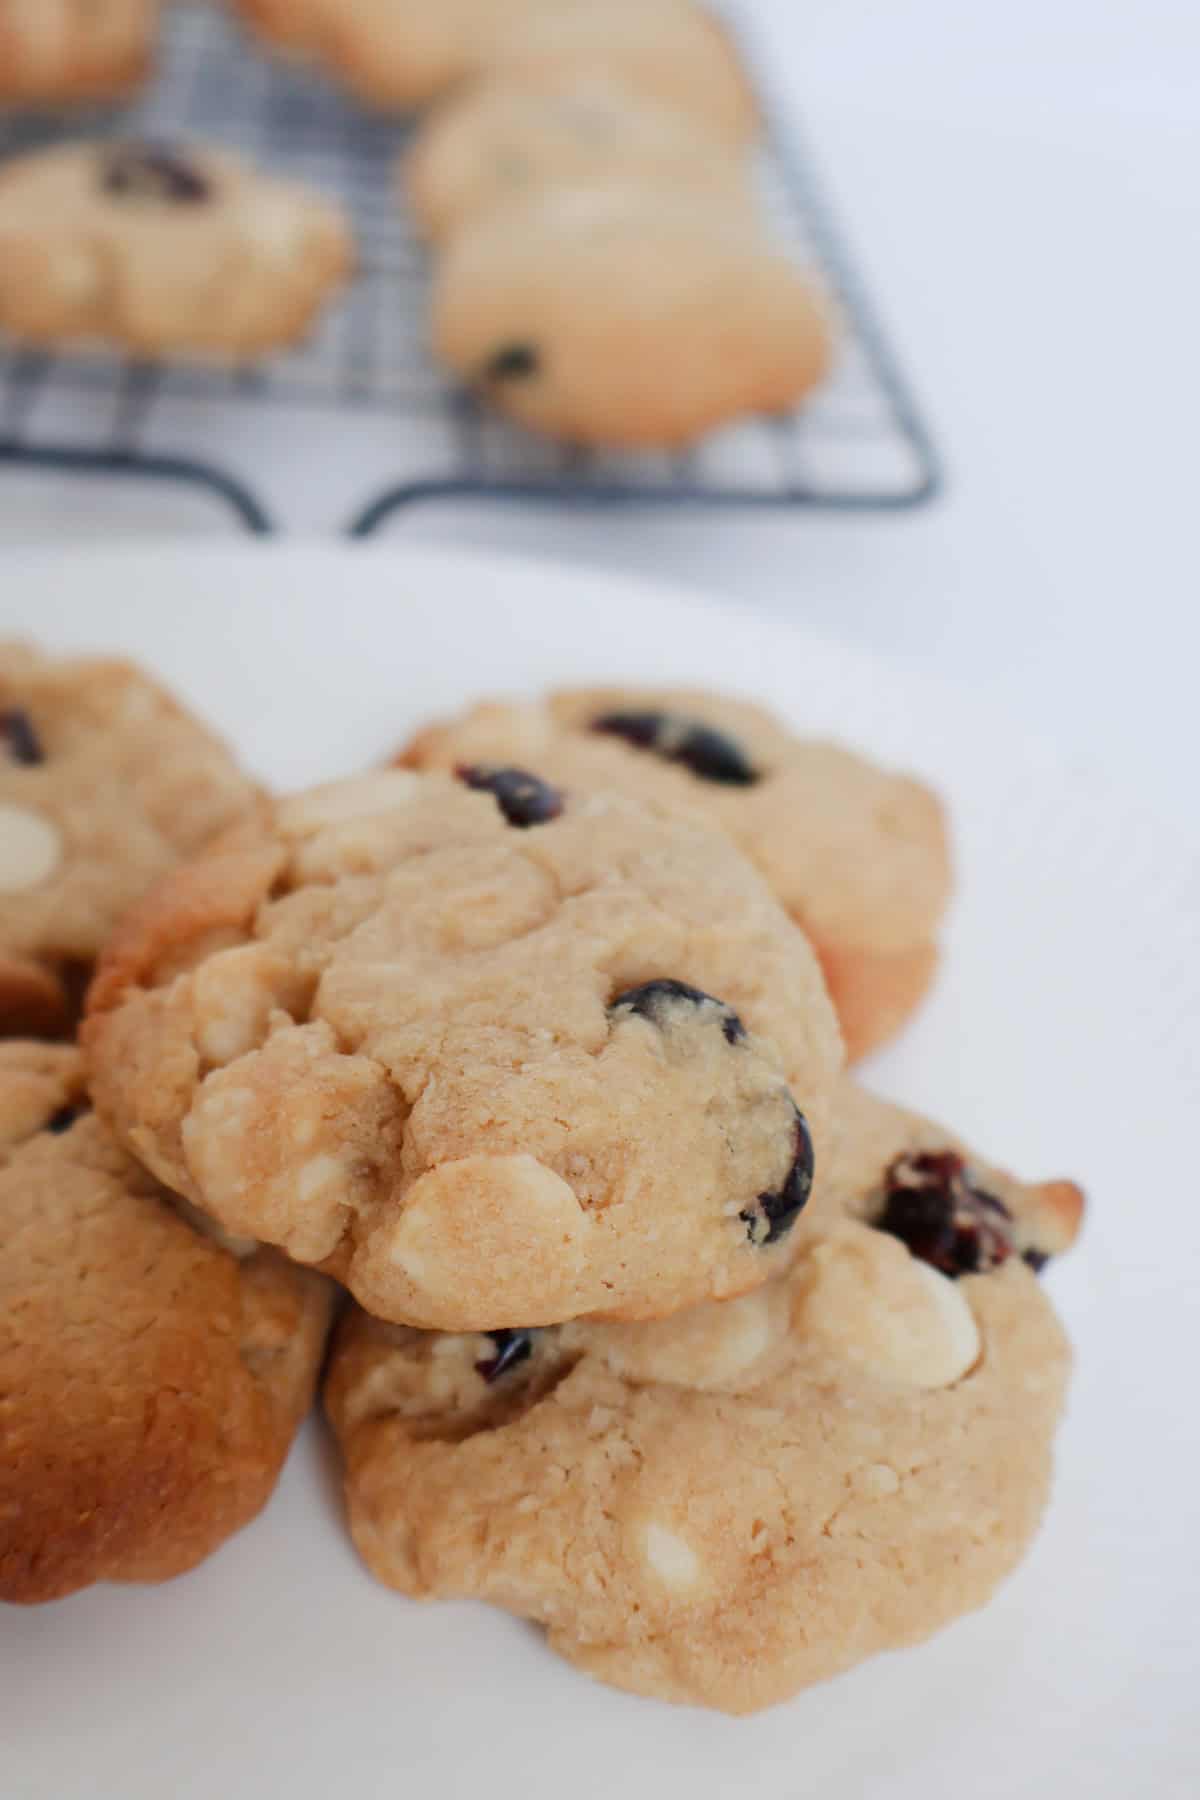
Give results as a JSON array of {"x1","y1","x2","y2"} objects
[
  {"x1": 485, "y1": 0, "x2": 757, "y2": 145},
  {"x1": 231, "y1": 0, "x2": 754, "y2": 130},
  {"x1": 231, "y1": 0, "x2": 549, "y2": 109},
  {"x1": 0, "y1": 0, "x2": 159, "y2": 106},
  {"x1": 0, "y1": 641, "x2": 260, "y2": 1036},
  {"x1": 430, "y1": 182, "x2": 832, "y2": 449},
  {"x1": 0, "y1": 1041, "x2": 333, "y2": 1604},
  {"x1": 404, "y1": 72, "x2": 750, "y2": 242},
  {"x1": 0, "y1": 141, "x2": 352, "y2": 357}
]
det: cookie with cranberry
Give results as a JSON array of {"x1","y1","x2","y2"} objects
[
  {"x1": 0, "y1": 142, "x2": 352, "y2": 356},
  {"x1": 84, "y1": 768, "x2": 843, "y2": 1329},
  {"x1": 404, "y1": 73, "x2": 750, "y2": 243},
  {"x1": 0, "y1": 642, "x2": 260, "y2": 1037},
  {"x1": 0, "y1": 1041, "x2": 333, "y2": 1604},
  {"x1": 431, "y1": 183, "x2": 832, "y2": 448},
  {"x1": 485, "y1": 0, "x2": 758, "y2": 146},
  {"x1": 326, "y1": 1081, "x2": 1082, "y2": 1713},
  {"x1": 0, "y1": 0, "x2": 158, "y2": 106},
  {"x1": 401, "y1": 687, "x2": 952, "y2": 1061}
]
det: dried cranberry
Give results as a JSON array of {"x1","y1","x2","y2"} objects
[
  {"x1": 877, "y1": 1150, "x2": 1014, "y2": 1277},
  {"x1": 458, "y1": 764, "x2": 564, "y2": 827},
  {"x1": 45, "y1": 1105, "x2": 83, "y2": 1135},
  {"x1": 484, "y1": 344, "x2": 540, "y2": 381},
  {"x1": 0, "y1": 708, "x2": 43, "y2": 766},
  {"x1": 475, "y1": 1329, "x2": 537, "y2": 1383},
  {"x1": 590, "y1": 710, "x2": 759, "y2": 787},
  {"x1": 100, "y1": 143, "x2": 211, "y2": 205},
  {"x1": 740, "y1": 1106, "x2": 814, "y2": 1246},
  {"x1": 609, "y1": 978, "x2": 746, "y2": 1045}
]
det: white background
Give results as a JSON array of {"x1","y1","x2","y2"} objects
[{"x1": 2, "y1": 0, "x2": 1199, "y2": 810}]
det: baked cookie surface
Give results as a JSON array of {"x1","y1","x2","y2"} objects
[
  {"x1": 486, "y1": 0, "x2": 758, "y2": 146},
  {"x1": 403, "y1": 687, "x2": 952, "y2": 1060},
  {"x1": 0, "y1": 0, "x2": 158, "y2": 105},
  {"x1": 0, "y1": 142, "x2": 352, "y2": 356},
  {"x1": 84, "y1": 767, "x2": 844, "y2": 1328},
  {"x1": 233, "y1": 0, "x2": 548, "y2": 109},
  {"x1": 431, "y1": 184, "x2": 831, "y2": 448},
  {"x1": 0, "y1": 1041, "x2": 332, "y2": 1604},
  {"x1": 0, "y1": 642, "x2": 259, "y2": 1036},
  {"x1": 326, "y1": 1082, "x2": 1082, "y2": 1713},
  {"x1": 404, "y1": 73, "x2": 749, "y2": 242}
]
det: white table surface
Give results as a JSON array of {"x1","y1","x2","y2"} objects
[{"x1": 1, "y1": 0, "x2": 1198, "y2": 816}]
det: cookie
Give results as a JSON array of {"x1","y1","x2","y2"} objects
[
  {"x1": 402, "y1": 688, "x2": 952, "y2": 1061},
  {"x1": 0, "y1": 1041, "x2": 333, "y2": 1604},
  {"x1": 84, "y1": 767, "x2": 844, "y2": 1329},
  {"x1": 326, "y1": 1082, "x2": 1083, "y2": 1713},
  {"x1": 0, "y1": 643, "x2": 260, "y2": 1038},
  {"x1": 0, "y1": 142, "x2": 352, "y2": 356},
  {"x1": 487, "y1": 0, "x2": 758, "y2": 146},
  {"x1": 404, "y1": 73, "x2": 750, "y2": 243},
  {"x1": 431, "y1": 183, "x2": 832, "y2": 448},
  {"x1": 232, "y1": 0, "x2": 550, "y2": 109},
  {"x1": 0, "y1": 0, "x2": 157, "y2": 106}
]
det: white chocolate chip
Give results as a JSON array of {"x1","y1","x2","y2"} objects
[
  {"x1": 0, "y1": 804, "x2": 62, "y2": 892},
  {"x1": 906, "y1": 1262, "x2": 982, "y2": 1384},
  {"x1": 793, "y1": 1225, "x2": 981, "y2": 1389},
  {"x1": 641, "y1": 1523, "x2": 701, "y2": 1591},
  {"x1": 567, "y1": 1285, "x2": 785, "y2": 1390},
  {"x1": 190, "y1": 1083, "x2": 256, "y2": 1137},
  {"x1": 296, "y1": 1153, "x2": 346, "y2": 1205},
  {"x1": 191, "y1": 945, "x2": 309, "y2": 1067},
  {"x1": 859, "y1": 1463, "x2": 901, "y2": 1499},
  {"x1": 386, "y1": 1155, "x2": 587, "y2": 1326}
]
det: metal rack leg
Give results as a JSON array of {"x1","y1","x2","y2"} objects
[
  {"x1": 0, "y1": 444, "x2": 275, "y2": 535},
  {"x1": 344, "y1": 469, "x2": 943, "y2": 538}
]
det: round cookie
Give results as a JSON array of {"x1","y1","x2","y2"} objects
[
  {"x1": 402, "y1": 688, "x2": 952, "y2": 1061},
  {"x1": 0, "y1": 643, "x2": 260, "y2": 1037},
  {"x1": 326, "y1": 1082, "x2": 1083, "y2": 1714},
  {"x1": 84, "y1": 767, "x2": 844, "y2": 1329},
  {"x1": 0, "y1": 1041, "x2": 333, "y2": 1605},
  {"x1": 431, "y1": 183, "x2": 832, "y2": 448},
  {"x1": 404, "y1": 73, "x2": 751, "y2": 243},
  {"x1": 232, "y1": 0, "x2": 550, "y2": 109},
  {"x1": 0, "y1": 142, "x2": 352, "y2": 356},
  {"x1": 0, "y1": 0, "x2": 157, "y2": 106},
  {"x1": 487, "y1": 0, "x2": 758, "y2": 147}
]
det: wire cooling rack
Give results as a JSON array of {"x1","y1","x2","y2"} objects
[{"x1": 0, "y1": 4, "x2": 940, "y2": 535}]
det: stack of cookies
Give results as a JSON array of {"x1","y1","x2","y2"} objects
[
  {"x1": 0, "y1": 642, "x2": 1083, "y2": 1714},
  {"x1": 0, "y1": 0, "x2": 832, "y2": 446}
]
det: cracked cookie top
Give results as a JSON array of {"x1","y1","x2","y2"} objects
[{"x1": 84, "y1": 768, "x2": 844, "y2": 1329}]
